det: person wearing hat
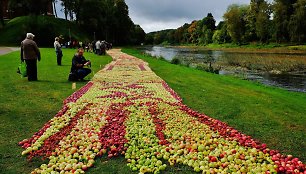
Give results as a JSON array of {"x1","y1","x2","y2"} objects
[
  {"x1": 54, "y1": 37, "x2": 63, "y2": 65},
  {"x1": 21, "y1": 33, "x2": 41, "y2": 81}
]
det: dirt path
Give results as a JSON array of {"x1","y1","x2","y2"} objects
[{"x1": 0, "y1": 47, "x2": 19, "y2": 55}]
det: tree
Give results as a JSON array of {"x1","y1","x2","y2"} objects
[
  {"x1": 53, "y1": 0, "x2": 58, "y2": 17},
  {"x1": 78, "y1": 0, "x2": 108, "y2": 39},
  {"x1": 60, "y1": 0, "x2": 75, "y2": 20},
  {"x1": 187, "y1": 20, "x2": 199, "y2": 43},
  {"x1": 273, "y1": 0, "x2": 297, "y2": 42},
  {"x1": 0, "y1": 0, "x2": 4, "y2": 27},
  {"x1": 112, "y1": 0, "x2": 134, "y2": 44},
  {"x1": 288, "y1": 0, "x2": 306, "y2": 43},
  {"x1": 202, "y1": 13, "x2": 216, "y2": 31},
  {"x1": 224, "y1": 4, "x2": 248, "y2": 44},
  {"x1": 166, "y1": 30, "x2": 176, "y2": 44},
  {"x1": 8, "y1": 0, "x2": 46, "y2": 16},
  {"x1": 255, "y1": 1, "x2": 271, "y2": 42},
  {"x1": 245, "y1": 0, "x2": 265, "y2": 41},
  {"x1": 203, "y1": 27, "x2": 213, "y2": 45},
  {"x1": 174, "y1": 26, "x2": 185, "y2": 43},
  {"x1": 130, "y1": 25, "x2": 146, "y2": 45}
]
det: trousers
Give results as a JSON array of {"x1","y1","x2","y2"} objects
[
  {"x1": 56, "y1": 51, "x2": 63, "y2": 65},
  {"x1": 25, "y1": 59, "x2": 37, "y2": 81}
]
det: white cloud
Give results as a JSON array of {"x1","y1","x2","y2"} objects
[
  {"x1": 55, "y1": 0, "x2": 251, "y2": 33},
  {"x1": 126, "y1": 0, "x2": 250, "y2": 33}
]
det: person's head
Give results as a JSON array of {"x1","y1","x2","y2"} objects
[
  {"x1": 55, "y1": 37, "x2": 59, "y2": 41},
  {"x1": 77, "y1": 48, "x2": 84, "y2": 56},
  {"x1": 26, "y1": 33, "x2": 35, "y2": 40}
]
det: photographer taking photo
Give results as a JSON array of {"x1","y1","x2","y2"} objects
[{"x1": 68, "y1": 48, "x2": 91, "y2": 81}]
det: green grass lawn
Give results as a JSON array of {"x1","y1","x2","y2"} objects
[
  {"x1": 0, "y1": 48, "x2": 114, "y2": 173},
  {"x1": 122, "y1": 48, "x2": 306, "y2": 163}
]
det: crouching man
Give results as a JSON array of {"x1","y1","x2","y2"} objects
[{"x1": 68, "y1": 48, "x2": 91, "y2": 81}]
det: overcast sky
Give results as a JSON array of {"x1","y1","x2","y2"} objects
[
  {"x1": 56, "y1": 0, "x2": 251, "y2": 33},
  {"x1": 125, "y1": 0, "x2": 251, "y2": 33}
]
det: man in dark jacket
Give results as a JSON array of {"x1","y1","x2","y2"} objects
[
  {"x1": 21, "y1": 33, "x2": 41, "y2": 81},
  {"x1": 68, "y1": 48, "x2": 91, "y2": 81}
]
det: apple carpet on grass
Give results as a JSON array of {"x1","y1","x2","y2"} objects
[{"x1": 19, "y1": 49, "x2": 305, "y2": 174}]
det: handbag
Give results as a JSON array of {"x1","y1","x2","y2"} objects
[{"x1": 17, "y1": 62, "x2": 27, "y2": 77}]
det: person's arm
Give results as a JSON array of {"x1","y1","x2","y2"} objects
[
  {"x1": 33, "y1": 42, "x2": 41, "y2": 61},
  {"x1": 20, "y1": 42, "x2": 24, "y2": 62},
  {"x1": 82, "y1": 57, "x2": 91, "y2": 66}
]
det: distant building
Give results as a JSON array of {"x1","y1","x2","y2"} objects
[{"x1": 2, "y1": 0, "x2": 53, "y2": 19}]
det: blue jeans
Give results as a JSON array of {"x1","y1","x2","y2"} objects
[{"x1": 76, "y1": 68, "x2": 91, "y2": 79}]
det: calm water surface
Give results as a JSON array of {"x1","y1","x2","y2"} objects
[{"x1": 140, "y1": 46, "x2": 306, "y2": 93}]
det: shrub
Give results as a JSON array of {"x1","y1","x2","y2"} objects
[{"x1": 171, "y1": 57, "x2": 181, "y2": 64}]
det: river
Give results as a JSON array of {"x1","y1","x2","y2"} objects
[{"x1": 138, "y1": 46, "x2": 306, "y2": 93}]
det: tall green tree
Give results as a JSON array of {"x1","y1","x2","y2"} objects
[
  {"x1": 255, "y1": 1, "x2": 271, "y2": 42},
  {"x1": 112, "y1": 0, "x2": 134, "y2": 44},
  {"x1": 52, "y1": 0, "x2": 58, "y2": 17},
  {"x1": 202, "y1": 13, "x2": 216, "y2": 31},
  {"x1": 273, "y1": 0, "x2": 297, "y2": 42},
  {"x1": 245, "y1": 0, "x2": 265, "y2": 41},
  {"x1": 196, "y1": 13, "x2": 216, "y2": 45},
  {"x1": 8, "y1": 0, "x2": 51, "y2": 16},
  {"x1": 213, "y1": 21, "x2": 231, "y2": 43},
  {"x1": 224, "y1": 4, "x2": 248, "y2": 44},
  {"x1": 130, "y1": 24, "x2": 146, "y2": 45},
  {"x1": 60, "y1": 0, "x2": 75, "y2": 20},
  {"x1": 166, "y1": 30, "x2": 176, "y2": 44},
  {"x1": 78, "y1": 0, "x2": 108, "y2": 39},
  {"x1": 288, "y1": 0, "x2": 306, "y2": 43},
  {"x1": 0, "y1": 0, "x2": 4, "y2": 27},
  {"x1": 174, "y1": 26, "x2": 185, "y2": 43},
  {"x1": 202, "y1": 13, "x2": 216, "y2": 45}
]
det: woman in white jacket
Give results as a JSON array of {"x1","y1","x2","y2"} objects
[{"x1": 54, "y1": 37, "x2": 63, "y2": 65}]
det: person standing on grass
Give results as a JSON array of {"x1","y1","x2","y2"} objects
[
  {"x1": 54, "y1": 37, "x2": 63, "y2": 65},
  {"x1": 95, "y1": 40, "x2": 101, "y2": 55},
  {"x1": 21, "y1": 33, "x2": 41, "y2": 81},
  {"x1": 68, "y1": 48, "x2": 91, "y2": 81}
]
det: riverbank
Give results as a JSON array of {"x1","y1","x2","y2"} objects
[
  {"x1": 122, "y1": 48, "x2": 306, "y2": 163},
  {"x1": 140, "y1": 45, "x2": 306, "y2": 92},
  {"x1": 174, "y1": 43, "x2": 306, "y2": 54}
]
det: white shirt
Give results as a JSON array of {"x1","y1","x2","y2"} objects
[
  {"x1": 54, "y1": 41, "x2": 61, "y2": 51},
  {"x1": 95, "y1": 41, "x2": 101, "y2": 49}
]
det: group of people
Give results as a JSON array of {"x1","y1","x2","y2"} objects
[
  {"x1": 64, "y1": 40, "x2": 112, "y2": 55},
  {"x1": 20, "y1": 33, "x2": 93, "y2": 82},
  {"x1": 93, "y1": 40, "x2": 112, "y2": 55}
]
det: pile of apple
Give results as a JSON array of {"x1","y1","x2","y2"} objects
[{"x1": 19, "y1": 50, "x2": 305, "y2": 174}]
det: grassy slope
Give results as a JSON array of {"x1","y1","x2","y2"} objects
[
  {"x1": 122, "y1": 48, "x2": 306, "y2": 162},
  {"x1": 0, "y1": 16, "x2": 88, "y2": 46}
]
